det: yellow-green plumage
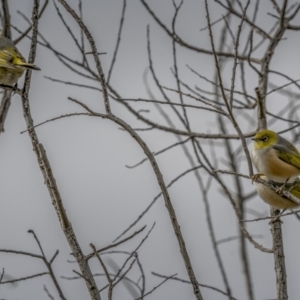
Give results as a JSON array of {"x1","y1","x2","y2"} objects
[
  {"x1": 252, "y1": 129, "x2": 300, "y2": 183},
  {"x1": 256, "y1": 176, "x2": 300, "y2": 209},
  {"x1": 0, "y1": 36, "x2": 40, "y2": 86}
]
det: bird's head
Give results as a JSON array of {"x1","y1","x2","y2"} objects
[{"x1": 252, "y1": 130, "x2": 278, "y2": 150}]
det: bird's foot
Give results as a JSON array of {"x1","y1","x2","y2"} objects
[
  {"x1": 251, "y1": 173, "x2": 263, "y2": 184},
  {"x1": 275, "y1": 185, "x2": 285, "y2": 196},
  {"x1": 275, "y1": 178, "x2": 290, "y2": 196}
]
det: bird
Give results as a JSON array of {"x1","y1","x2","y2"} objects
[
  {"x1": 256, "y1": 176, "x2": 300, "y2": 210},
  {"x1": 0, "y1": 36, "x2": 40, "y2": 86},
  {"x1": 251, "y1": 129, "x2": 300, "y2": 185}
]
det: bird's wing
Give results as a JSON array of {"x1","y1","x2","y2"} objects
[
  {"x1": 0, "y1": 50, "x2": 17, "y2": 70},
  {"x1": 273, "y1": 137, "x2": 300, "y2": 169},
  {"x1": 291, "y1": 185, "x2": 300, "y2": 200}
]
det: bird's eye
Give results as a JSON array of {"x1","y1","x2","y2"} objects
[{"x1": 262, "y1": 136, "x2": 268, "y2": 142}]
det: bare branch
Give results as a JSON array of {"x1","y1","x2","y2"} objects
[{"x1": 135, "y1": 273, "x2": 177, "y2": 300}]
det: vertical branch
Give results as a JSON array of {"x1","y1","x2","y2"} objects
[
  {"x1": 255, "y1": 87, "x2": 265, "y2": 130},
  {"x1": 225, "y1": 2, "x2": 254, "y2": 299},
  {"x1": 204, "y1": 0, "x2": 253, "y2": 177},
  {"x1": 270, "y1": 208, "x2": 288, "y2": 300},
  {"x1": 257, "y1": 1, "x2": 287, "y2": 130},
  {"x1": 228, "y1": 0, "x2": 250, "y2": 109},
  {"x1": 255, "y1": 1, "x2": 289, "y2": 299},
  {"x1": 171, "y1": 0, "x2": 189, "y2": 130},
  {"x1": 213, "y1": 4, "x2": 253, "y2": 298},
  {"x1": 21, "y1": 1, "x2": 101, "y2": 299},
  {"x1": 107, "y1": 0, "x2": 126, "y2": 85},
  {"x1": 1, "y1": 0, "x2": 10, "y2": 37},
  {"x1": 78, "y1": 0, "x2": 88, "y2": 67},
  {"x1": 0, "y1": 0, "x2": 11, "y2": 134}
]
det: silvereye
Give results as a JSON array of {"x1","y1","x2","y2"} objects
[
  {"x1": 0, "y1": 36, "x2": 40, "y2": 86},
  {"x1": 251, "y1": 129, "x2": 300, "y2": 183},
  {"x1": 256, "y1": 176, "x2": 300, "y2": 209}
]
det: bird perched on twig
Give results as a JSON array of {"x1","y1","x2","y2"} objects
[
  {"x1": 0, "y1": 36, "x2": 40, "y2": 86},
  {"x1": 251, "y1": 129, "x2": 300, "y2": 186}
]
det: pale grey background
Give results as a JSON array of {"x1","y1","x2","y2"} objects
[{"x1": 1, "y1": 1, "x2": 300, "y2": 299}]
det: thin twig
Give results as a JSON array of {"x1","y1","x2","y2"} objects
[
  {"x1": 152, "y1": 272, "x2": 238, "y2": 300},
  {"x1": 86, "y1": 225, "x2": 146, "y2": 260},
  {"x1": 135, "y1": 273, "x2": 177, "y2": 300}
]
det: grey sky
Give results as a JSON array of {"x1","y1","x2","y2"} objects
[{"x1": 1, "y1": 1, "x2": 300, "y2": 300}]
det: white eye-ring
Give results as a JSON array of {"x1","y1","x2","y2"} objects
[{"x1": 262, "y1": 136, "x2": 268, "y2": 142}]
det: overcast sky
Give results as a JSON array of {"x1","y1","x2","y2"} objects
[{"x1": 1, "y1": 1, "x2": 300, "y2": 300}]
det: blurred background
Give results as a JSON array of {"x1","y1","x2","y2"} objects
[{"x1": 1, "y1": 1, "x2": 300, "y2": 299}]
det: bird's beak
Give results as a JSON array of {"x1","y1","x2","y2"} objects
[{"x1": 251, "y1": 138, "x2": 258, "y2": 141}]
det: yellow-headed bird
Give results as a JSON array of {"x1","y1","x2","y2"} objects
[
  {"x1": 252, "y1": 130, "x2": 300, "y2": 183},
  {"x1": 0, "y1": 36, "x2": 40, "y2": 86}
]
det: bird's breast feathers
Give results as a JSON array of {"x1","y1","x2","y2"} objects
[{"x1": 252, "y1": 147, "x2": 300, "y2": 182}]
